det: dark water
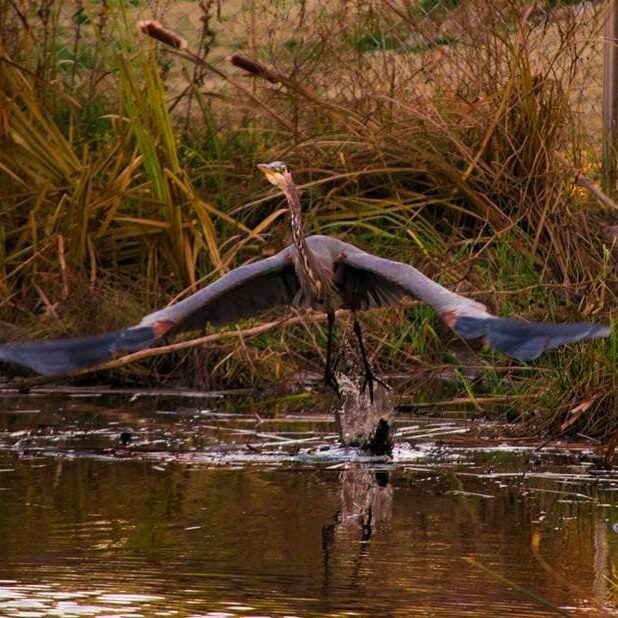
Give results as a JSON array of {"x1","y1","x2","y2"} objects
[{"x1": 1, "y1": 389, "x2": 618, "y2": 616}]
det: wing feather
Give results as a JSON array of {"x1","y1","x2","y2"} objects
[
  {"x1": 341, "y1": 250, "x2": 610, "y2": 360},
  {"x1": 0, "y1": 248, "x2": 300, "y2": 375},
  {"x1": 340, "y1": 251, "x2": 487, "y2": 316},
  {"x1": 143, "y1": 248, "x2": 299, "y2": 332},
  {"x1": 0, "y1": 327, "x2": 155, "y2": 376}
]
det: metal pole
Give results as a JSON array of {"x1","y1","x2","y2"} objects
[{"x1": 602, "y1": 0, "x2": 618, "y2": 192}]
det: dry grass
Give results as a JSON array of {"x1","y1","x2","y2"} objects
[{"x1": 0, "y1": 0, "x2": 617, "y2": 438}]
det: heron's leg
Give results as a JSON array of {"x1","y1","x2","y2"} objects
[
  {"x1": 352, "y1": 318, "x2": 389, "y2": 403},
  {"x1": 324, "y1": 312, "x2": 340, "y2": 396}
]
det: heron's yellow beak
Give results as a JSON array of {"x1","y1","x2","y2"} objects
[
  {"x1": 257, "y1": 163, "x2": 275, "y2": 178},
  {"x1": 258, "y1": 161, "x2": 289, "y2": 186}
]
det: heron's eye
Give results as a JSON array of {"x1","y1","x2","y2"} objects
[{"x1": 270, "y1": 162, "x2": 287, "y2": 174}]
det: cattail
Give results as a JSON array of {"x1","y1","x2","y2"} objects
[
  {"x1": 230, "y1": 54, "x2": 279, "y2": 84},
  {"x1": 137, "y1": 20, "x2": 187, "y2": 50}
]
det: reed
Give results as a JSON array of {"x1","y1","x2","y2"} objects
[{"x1": 0, "y1": 0, "x2": 616, "y2": 439}]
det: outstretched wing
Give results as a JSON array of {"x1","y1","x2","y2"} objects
[
  {"x1": 0, "y1": 248, "x2": 300, "y2": 375},
  {"x1": 339, "y1": 249, "x2": 610, "y2": 360},
  {"x1": 0, "y1": 327, "x2": 157, "y2": 376}
]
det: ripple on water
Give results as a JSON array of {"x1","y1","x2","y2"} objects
[
  {"x1": 2, "y1": 396, "x2": 618, "y2": 617},
  {"x1": 0, "y1": 585, "x2": 163, "y2": 617}
]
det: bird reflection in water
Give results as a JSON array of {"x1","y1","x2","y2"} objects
[{"x1": 322, "y1": 466, "x2": 393, "y2": 592}]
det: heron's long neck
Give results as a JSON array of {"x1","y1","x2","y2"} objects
[
  {"x1": 282, "y1": 177, "x2": 323, "y2": 293},
  {"x1": 282, "y1": 178, "x2": 308, "y2": 251}
]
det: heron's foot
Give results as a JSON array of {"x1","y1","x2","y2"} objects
[
  {"x1": 361, "y1": 368, "x2": 390, "y2": 404},
  {"x1": 324, "y1": 368, "x2": 341, "y2": 398}
]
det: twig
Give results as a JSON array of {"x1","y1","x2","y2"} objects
[
  {"x1": 398, "y1": 394, "x2": 531, "y2": 408},
  {"x1": 398, "y1": 428, "x2": 471, "y2": 440},
  {"x1": 198, "y1": 424, "x2": 294, "y2": 442},
  {"x1": 136, "y1": 21, "x2": 295, "y2": 133},
  {"x1": 57, "y1": 234, "x2": 69, "y2": 299},
  {"x1": 33, "y1": 283, "x2": 59, "y2": 320},
  {"x1": 555, "y1": 152, "x2": 618, "y2": 211},
  {"x1": 173, "y1": 49, "x2": 297, "y2": 134},
  {"x1": 464, "y1": 558, "x2": 571, "y2": 617},
  {"x1": 254, "y1": 435, "x2": 338, "y2": 448},
  {"x1": 229, "y1": 54, "x2": 370, "y2": 132},
  {"x1": 526, "y1": 487, "x2": 594, "y2": 501}
]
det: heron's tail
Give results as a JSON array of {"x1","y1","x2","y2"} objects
[
  {"x1": 0, "y1": 326, "x2": 157, "y2": 376},
  {"x1": 453, "y1": 316, "x2": 611, "y2": 361}
]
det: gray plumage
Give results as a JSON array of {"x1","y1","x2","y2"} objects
[
  {"x1": 0, "y1": 328, "x2": 155, "y2": 375},
  {"x1": 0, "y1": 162, "x2": 611, "y2": 377}
]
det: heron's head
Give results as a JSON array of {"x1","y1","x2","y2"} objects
[{"x1": 257, "y1": 161, "x2": 290, "y2": 188}]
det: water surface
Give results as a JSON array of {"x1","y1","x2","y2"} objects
[{"x1": 1, "y1": 389, "x2": 617, "y2": 617}]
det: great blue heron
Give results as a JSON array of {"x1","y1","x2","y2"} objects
[{"x1": 0, "y1": 161, "x2": 611, "y2": 397}]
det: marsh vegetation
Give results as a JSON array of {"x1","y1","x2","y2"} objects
[{"x1": 0, "y1": 0, "x2": 617, "y2": 439}]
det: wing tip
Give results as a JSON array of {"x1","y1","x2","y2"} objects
[
  {"x1": 453, "y1": 315, "x2": 611, "y2": 361},
  {"x1": 0, "y1": 325, "x2": 158, "y2": 376}
]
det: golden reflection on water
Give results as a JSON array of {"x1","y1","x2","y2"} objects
[
  {"x1": 1, "y1": 456, "x2": 618, "y2": 616},
  {"x1": 0, "y1": 394, "x2": 618, "y2": 616}
]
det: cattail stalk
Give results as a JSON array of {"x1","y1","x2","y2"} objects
[{"x1": 138, "y1": 20, "x2": 187, "y2": 50}]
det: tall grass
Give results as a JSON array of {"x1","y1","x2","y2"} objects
[{"x1": 0, "y1": 0, "x2": 616, "y2": 438}]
